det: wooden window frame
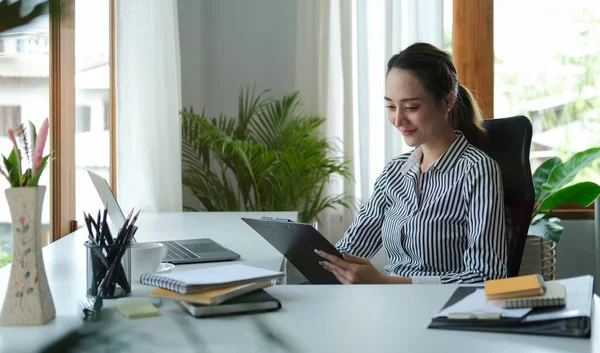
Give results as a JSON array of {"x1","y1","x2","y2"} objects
[
  {"x1": 452, "y1": 0, "x2": 595, "y2": 220},
  {"x1": 49, "y1": 0, "x2": 117, "y2": 240}
]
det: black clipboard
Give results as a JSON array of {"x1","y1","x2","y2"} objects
[
  {"x1": 428, "y1": 285, "x2": 592, "y2": 338},
  {"x1": 242, "y1": 217, "x2": 342, "y2": 284}
]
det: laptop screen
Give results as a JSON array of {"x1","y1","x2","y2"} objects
[{"x1": 87, "y1": 170, "x2": 127, "y2": 236}]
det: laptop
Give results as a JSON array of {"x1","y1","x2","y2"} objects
[{"x1": 87, "y1": 170, "x2": 240, "y2": 264}]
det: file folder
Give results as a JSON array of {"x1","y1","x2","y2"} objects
[{"x1": 428, "y1": 275, "x2": 593, "y2": 338}]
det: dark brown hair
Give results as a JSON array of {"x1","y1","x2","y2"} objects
[{"x1": 386, "y1": 42, "x2": 485, "y2": 145}]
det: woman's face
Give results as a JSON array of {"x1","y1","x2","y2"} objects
[{"x1": 384, "y1": 68, "x2": 452, "y2": 147}]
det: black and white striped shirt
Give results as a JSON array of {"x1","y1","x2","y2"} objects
[{"x1": 336, "y1": 132, "x2": 507, "y2": 284}]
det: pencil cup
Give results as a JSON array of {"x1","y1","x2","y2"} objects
[{"x1": 85, "y1": 242, "x2": 132, "y2": 299}]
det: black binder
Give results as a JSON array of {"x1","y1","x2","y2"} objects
[{"x1": 428, "y1": 276, "x2": 594, "y2": 338}]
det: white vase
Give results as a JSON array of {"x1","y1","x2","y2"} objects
[{"x1": 0, "y1": 186, "x2": 55, "y2": 326}]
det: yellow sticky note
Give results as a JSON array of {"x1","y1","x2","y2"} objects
[{"x1": 114, "y1": 298, "x2": 159, "y2": 319}]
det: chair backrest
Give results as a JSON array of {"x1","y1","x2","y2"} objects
[{"x1": 471, "y1": 116, "x2": 535, "y2": 277}]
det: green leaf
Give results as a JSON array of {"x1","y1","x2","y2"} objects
[
  {"x1": 539, "y1": 147, "x2": 600, "y2": 202},
  {"x1": 528, "y1": 217, "x2": 564, "y2": 242},
  {"x1": 26, "y1": 288, "x2": 34, "y2": 294},
  {"x1": 15, "y1": 292, "x2": 23, "y2": 298},
  {"x1": 20, "y1": 168, "x2": 31, "y2": 186},
  {"x1": 11, "y1": 145, "x2": 22, "y2": 187},
  {"x1": 532, "y1": 157, "x2": 562, "y2": 203},
  {"x1": 538, "y1": 182, "x2": 600, "y2": 213},
  {"x1": 5, "y1": 149, "x2": 21, "y2": 187},
  {"x1": 27, "y1": 155, "x2": 49, "y2": 186},
  {"x1": 531, "y1": 213, "x2": 545, "y2": 224},
  {"x1": 23, "y1": 248, "x2": 31, "y2": 256}
]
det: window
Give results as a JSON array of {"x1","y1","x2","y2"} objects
[
  {"x1": 75, "y1": 0, "x2": 112, "y2": 230},
  {"x1": 443, "y1": 0, "x2": 453, "y2": 53},
  {"x1": 16, "y1": 39, "x2": 24, "y2": 53},
  {"x1": 451, "y1": 0, "x2": 599, "y2": 216},
  {"x1": 103, "y1": 103, "x2": 109, "y2": 130},
  {"x1": 494, "y1": 1, "x2": 600, "y2": 185},
  {"x1": 75, "y1": 105, "x2": 92, "y2": 132},
  {"x1": 0, "y1": 106, "x2": 21, "y2": 136}
]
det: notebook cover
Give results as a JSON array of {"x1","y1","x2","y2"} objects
[
  {"x1": 140, "y1": 264, "x2": 284, "y2": 294},
  {"x1": 484, "y1": 274, "x2": 545, "y2": 299},
  {"x1": 148, "y1": 281, "x2": 272, "y2": 305},
  {"x1": 180, "y1": 290, "x2": 281, "y2": 318}
]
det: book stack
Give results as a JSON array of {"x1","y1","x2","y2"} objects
[
  {"x1": 140, "y1": 264, "x2": 285, "y2": 317},
  {"x1": 484, "y1": 274, "x2": 567, "y2": 309}
]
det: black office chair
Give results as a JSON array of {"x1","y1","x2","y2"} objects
[{"x1": 472, "y1": 116, "x2": 535, "y2": 278}]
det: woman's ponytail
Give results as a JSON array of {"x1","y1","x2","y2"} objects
[{"x1": 448, "y1": 84, "x2": 486, "y2": 145}]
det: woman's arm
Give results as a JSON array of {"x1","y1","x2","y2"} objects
[
  {"x1": 437, "y1": 158, "x2": 507, "y2": 284},
  {"x1": 335, "y1": 162, "x2": 393, "y2": 258}
]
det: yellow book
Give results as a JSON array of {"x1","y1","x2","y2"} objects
[
  {"x1": 485, "y1": 274, "x2": 546, "y2": 300},
  {"x1": 148, "y1": 281, "x2": 272, "y2": 306}
]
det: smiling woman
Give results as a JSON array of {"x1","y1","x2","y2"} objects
[{"x1": 317, "y1": 43, "x2": 507, "y2": 285}]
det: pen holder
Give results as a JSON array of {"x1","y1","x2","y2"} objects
[{"x1": 85, "y1": 242, "x2": 132, "y2": 299}]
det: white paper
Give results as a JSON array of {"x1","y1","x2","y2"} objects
[
  {"x1": 524, "y1": 275, "x2": 593, "y2": 323},
  {"x1": 156, "y1": 264, "x2": 284, "y2": 286},
  {"x1": 435, "y1": 289, "x2": 532, "y2": 319}
]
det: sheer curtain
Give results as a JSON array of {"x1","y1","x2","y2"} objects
[
  {"x1": 116, "y1": 0, "x2": 182, "y2": 212},
  {"x1": 295, "y1": 0, "x2": 444, "y2": 242}
]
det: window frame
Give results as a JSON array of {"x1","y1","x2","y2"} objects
[{"x1": 49, "y1": 0, "x2": 117, "y2": 240}]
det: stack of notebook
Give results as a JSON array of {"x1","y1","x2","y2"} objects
[
  {"x1": 141, "y1": 264, "x2": 284, "y2": 317},
  {"x1": 484, "y1": 274, "x2": 567, "y2": 308}
]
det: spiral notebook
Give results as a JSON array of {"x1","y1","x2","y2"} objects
[
  {"x1": 498, "y1": 281, "x2": 566, "y2": 309},
  {"x1": 148, "y1": 280, "x2": 273, "y2": 305},
  {"x1": 140, "y1": 264, "x2": 284, "y2": 294}
]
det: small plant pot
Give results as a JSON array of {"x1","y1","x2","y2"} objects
[{"x1": 518, "y1": 235, "x2": 556, "y2": 281}]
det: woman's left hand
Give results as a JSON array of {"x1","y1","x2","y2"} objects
[{"x1": 315, "y1": 249, "x2": 385, "y2": 284}]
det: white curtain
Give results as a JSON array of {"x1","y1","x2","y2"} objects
[
  {"x1": 295, "y1": 0, "x2": 444, "y2": 242},
  {"x1": 116, "y1": 0, "x2": 182, "y2": 212}
]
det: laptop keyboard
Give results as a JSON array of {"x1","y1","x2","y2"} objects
[{"x1": 164, "y1": 241, "x2": 227, "y2": 260}]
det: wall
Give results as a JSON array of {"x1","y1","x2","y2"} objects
[
  {"x1": 178, "y1": 0, "x2": 298, "y2": 210},
  {"x1": 178, "y1": 0, "x2": 297, "y2": 117}
]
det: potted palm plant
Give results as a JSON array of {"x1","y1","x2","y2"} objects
[
  {"x1": 521, "y1": 147, "x2": 600, "y2": 279},
  {"x1": 181, "y1": 86, "x2": 354, "y2": 224}
]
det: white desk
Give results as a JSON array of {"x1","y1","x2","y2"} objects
[
  {"x1": 0, "y1": 211, "x2": 296, "y2": 352},
  {"x1": 0, "y1": 212, "x2": 598, "y2": 353}
]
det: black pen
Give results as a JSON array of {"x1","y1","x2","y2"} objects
[{"x1": 84, "y1": 212, "x2": 94, "y2": 244}]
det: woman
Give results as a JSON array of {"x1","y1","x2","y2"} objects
[{"x1": 316, "y1": 42, "x2": 506, "y2": 284}]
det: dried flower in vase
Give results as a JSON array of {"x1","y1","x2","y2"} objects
[{"x1": 0, "y1": 117, "x2": 50, "y2": 187}]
